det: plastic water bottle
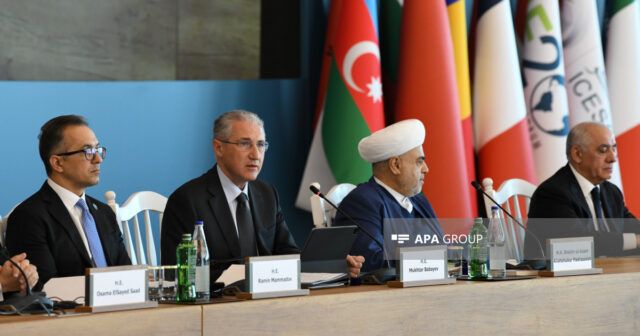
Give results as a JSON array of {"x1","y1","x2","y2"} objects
[
  {"x1": 176, "y1": 233, "x2": 196, "y2": 302},
  {"x1": 469, "y1": 217, "x2": 488, "y2": 279},
  {"x1": 488, "y1": 206, "x2": 506, "y2": 278},
  {"x1": 192, "y1": 221, "x2": 210, "y2": 300}
]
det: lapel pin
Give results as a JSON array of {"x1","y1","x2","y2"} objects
[{"x1": 93, "y1": 203, "x2": 98, "y2": 210}]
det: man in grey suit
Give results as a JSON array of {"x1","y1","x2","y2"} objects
[
  {"x1": 6, "y1": 115, "x2": 130, "y2": 287},
  {"x1": 161, "y1": 110, "x2": 364, "y2": 281}
]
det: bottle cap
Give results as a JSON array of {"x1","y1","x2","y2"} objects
[
  {"x1": 182, "y1": 233, "x2": 192, "y2": 240},
  {"x1": 195, "y1": 221, "x2": 204, "y2": 226},
  {"x1": 491, "y1": 206, "x2": 499, "y2": 210}
]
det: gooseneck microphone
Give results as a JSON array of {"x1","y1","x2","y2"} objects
[
  {"x1": 470, "y1": 181, "x2": 546, "y2": 262},
  {"x1": 0, "y1": 246, "x2": 52, "y2": 315},
  {"x1": 309, "y1": 184, "x2": 396, "y2": 283}
]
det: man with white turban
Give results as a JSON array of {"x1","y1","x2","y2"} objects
[{"x1": 334, "y1": 119, "x2": 444, "y2": 272}]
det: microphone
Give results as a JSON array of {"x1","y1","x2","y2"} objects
[
  {"x1": 309, "y1": 184, "x2": 396, "y2": 284},
  {"x1": 470, "y1": 181, "x2": 547, "y2": 268},
  {"x1": 0, "y1": 246, "x2": 53, "y2": 314}
]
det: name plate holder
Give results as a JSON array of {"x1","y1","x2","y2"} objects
[
  {"x1": 539, "y1": 237, "x2": 603, "y2": 277},
  {"x1": 236, "y1": 254, "x2": 309, "y2": 300},
  {"x1": 76, "y1": 265, "x2": 157, "y2": 313},
  {"x1": 388, "y1": 245, "x2": 456, "y2": 288}
]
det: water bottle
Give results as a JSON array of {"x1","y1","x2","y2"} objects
[
  {"x1": 192, "y1": 221, "x2": 210, "y2": 300},
  {"x1": 488, "y1": 206, "x2": 506, "y2": 278},
  {"x1": 469, "y1": 217, "x2": 488, "y2": 279},
  {"x1": 176, "y1": 233, "x2": 196, "y2": 302}
]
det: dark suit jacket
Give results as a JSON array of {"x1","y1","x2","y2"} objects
[
  {"x1": 160, "y1": 166, "x2": 299, "y2": 282},
  {"x1": 5, "y1": 182, "x2": 131, "y2": 287},
  {"x1": 334, "y1": 178, "x2": 443, "y2": 272},
  {"x1": 525, "y1": 164, "x2": 640, "y2": 258}
]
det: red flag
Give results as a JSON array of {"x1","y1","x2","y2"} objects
[
  {"x1": 472, "y1": 0, "x2": 536, "y2": 189},
  {"x1": 394, "y1": 0, "x2": 473, "y2": 222}
]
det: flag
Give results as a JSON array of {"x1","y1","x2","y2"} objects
[
  {"x1": 394, "y1": 0, "x2": 473, "y2": 220},
  {"x1": 472, "y1": 0, "x2": 536, "y2": 189},
  {"x1": 605, "y1": 0, "x2": 640, "y2": 214},
  {"x1": 560, "y1": 0, "x2": 623, "y2": 188},
  {"x1": 295, "y1": 0, "x2": 385, "y2": 210},
  {"x1": 447, "y1": 0, "x2": 478, "y2": 217},
  {"x1": 516, "y1": 0, "x2": 570, "y2": 183}
]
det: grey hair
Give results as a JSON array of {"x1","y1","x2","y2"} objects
[
  {"x1": 566, "y1": 122, "x2": 605, "y2": 160},
  {"x1": 213, "y1": 110, "x2": 264, "y2": 140}
]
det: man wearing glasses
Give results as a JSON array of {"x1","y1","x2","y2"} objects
[
  {"x1": 161, "y1": 110, "x2": 364, "y2": 282},
  {"x1": 6, "y1": 115, "x2": 130, "y2": 287}
]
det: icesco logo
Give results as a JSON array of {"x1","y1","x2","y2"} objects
[{"x1": 529, "y1": 74, "x2": 570, "y2": 137}]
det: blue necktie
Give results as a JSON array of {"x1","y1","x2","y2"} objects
[{"x1": 76, "y1": 198, "x2": 108, "y2": 267}]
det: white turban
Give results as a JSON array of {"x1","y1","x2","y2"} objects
[{"x1": 358, "y1": 119, "x2": 425, "y2": 163}]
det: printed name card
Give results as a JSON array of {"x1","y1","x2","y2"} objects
[
  {"x1": 539, "y1": 237, "x2": 602, "y2": 277},
  {"x1": 78, "y1": 265, "x2": 157, "y2": 313},
  {"x1": 388, "y1": 245, "x2": 455, "y2": 288},
  {"x1": 548, "y1": 237, "x2": 594, "y2": 271},
  {"x1": 238, "y1": 254, "x2": 309, "y2": 300},
  {"x1": 398, "y1": 246, "x2": 447, "y2": 281}
]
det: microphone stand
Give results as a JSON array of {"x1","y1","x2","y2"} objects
[
  {"x1": 310, "y1": 185, "x2": 396, "y2": 284},
  {"x1": 471, "y1": 181, "x2": 547, "y2": 270},
  {"x1": 0, "y1": 247, "x2": 53, "y2": 315}
]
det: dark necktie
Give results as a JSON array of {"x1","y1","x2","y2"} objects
[
  {"x1": 590, "y1": 187, "x2": 608, "y2": 232},
  {"x1": 76, "y1": 198, "x2": 108, "y2": 267},
  {"x1": 236, "y1": 193, "x2": 257, "y2": 257}
]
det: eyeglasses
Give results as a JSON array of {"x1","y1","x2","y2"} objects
[
  {"x1": 55, "y1": 146, "x2": 107, "y2": 161},
  {"x1": 218, "y1": 139, "x2": 269, "y2": 153}
]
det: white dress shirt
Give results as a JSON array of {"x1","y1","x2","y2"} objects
[
  {"x1": 217, "y1": 165, "x2": 250, "y2": 237},
  {"x1": 568, "y1": 164, "x2": 636, "y2": 250},
  {"x1": 47, "y1": 178, "x2": 93, "y2": 258},
  {"x1": 373, "y1": 177, "x2": 413, "y2": 213}
]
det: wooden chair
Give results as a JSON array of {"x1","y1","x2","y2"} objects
[
  {"x1": 310, "y1": 182, "x2": 356, "y2": 228},
  {"x1": 105, "y1": 190, "x2": 167, "y2": 266},
  {"x1": 482, "y1": 177, "x2": 537, "y2": 263}
]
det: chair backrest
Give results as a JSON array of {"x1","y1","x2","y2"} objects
[
  {"x1": 0, "y1": 214, "x2": 6, "y2": 246},
  {"x1": 310, "y1": 182, "x2": 356, "y2": 228},
  {"x1": 1, "y1": 204, "x2": 20, "y2": 247},
  {"x1": 105, "y1": 190, "x2": 167, "y2": 266},
  {"x1": 482, "y1": 177, "x2": 537, "y2": 263}
]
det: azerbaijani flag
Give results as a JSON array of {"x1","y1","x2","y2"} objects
[
  {"x1": 472, "y1": 0, "x2": 536, "y2": 188},
  {"x1": 516, "y1": 0, "x2": 570, "y2": 184},
  {"x1": 296, "y1": 0, "x2": 385, "y2": 210},
  {"x1": 605, "y1": 0, "x2": 640, "y2": 215},
  {"x1": 394, "y1": 0, "x2": 473, "y2": 221}
]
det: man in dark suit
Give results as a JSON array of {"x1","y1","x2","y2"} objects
[
  {"x1": 6, "y1": 115, "x2": 131, "y2": 286},
  {"x1": 161, "y1": 110, "x2": 364, "y2": 282},
  {"x1": 525, "y1": 122, "x2": 640, "y2": 259},
  {"x1": 334, "y1": 120, "x2": 444, "y2": 272}
]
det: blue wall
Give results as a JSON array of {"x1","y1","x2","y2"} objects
[{"x1": 0, "y1": 79, "x2": 316, "y2": 247}]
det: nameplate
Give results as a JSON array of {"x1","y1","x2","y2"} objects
[
  {"x1": 77, "y1": 265, "x2": 156, "y2": 312},
  {"x1": 539, "y1": 237, "x2": 602, "y2": 277},
  {"x1": 388, "y1": 246, "x2": 455, "y2": 288},
  {"x1": 238, "y1": 255, "x2": 309, "y2": 300}
]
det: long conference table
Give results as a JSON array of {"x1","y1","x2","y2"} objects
[{"x1": 2, "y1": 258, "x2": 640, "y2": 335}]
